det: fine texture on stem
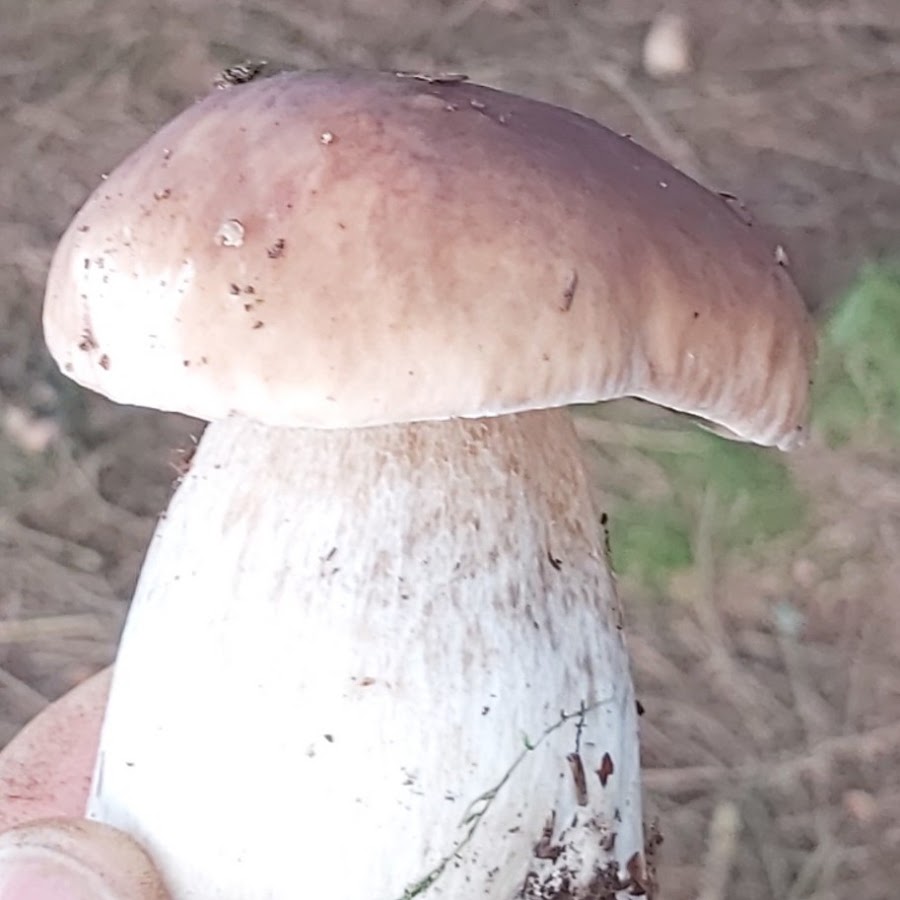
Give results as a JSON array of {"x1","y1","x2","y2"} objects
[{"x1": 88, "y1": 409, "x2": 641, "y2": 899}]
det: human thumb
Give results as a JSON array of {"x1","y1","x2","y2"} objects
[{"x1": 0, "y1": 818, "x2": 170, "y2": 899}]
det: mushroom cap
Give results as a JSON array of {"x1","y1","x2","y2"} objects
[{"x1": 43, "y1": 70, "x2": 815, "y2": 449}]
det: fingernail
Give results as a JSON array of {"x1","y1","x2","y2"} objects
[{"x1": 0, "y1": 818, "x2": 169, "y2": 899}]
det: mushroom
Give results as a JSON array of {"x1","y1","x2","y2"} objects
[{"x1": 43, "y1": 71, "x2": 815, "y2": 899}]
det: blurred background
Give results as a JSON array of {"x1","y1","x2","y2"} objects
[{"x1": 1, "y1": 1, "x2": 899, "y2": 897}]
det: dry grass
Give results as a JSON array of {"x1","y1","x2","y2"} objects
[
  {"x1": 620, "y1": 441, "x2": 900, "y2": 899},
  {"x1": 1, "y1": 1, "x2": 899, "y2": 897}
]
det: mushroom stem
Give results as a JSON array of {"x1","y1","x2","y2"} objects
[{"x1": 87, "y1": 408, "x2": 643, "y2": 898}]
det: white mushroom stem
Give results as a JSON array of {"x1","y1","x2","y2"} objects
[{"x1": 87, "y1": 408, "x2": 643, "y2": 899}]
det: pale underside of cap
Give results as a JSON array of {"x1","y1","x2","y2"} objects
[{"x1": 43, "y1": 70, "x2": 815, "y2": 449}]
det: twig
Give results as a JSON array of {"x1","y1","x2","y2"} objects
[
  {"x1": 736, "y1": 134, "x2": 900, "y2": 188},
  {"x1": 696, "y1": 800, "x2": 740, "y2": 900},
  {"x1": 778, "y1": 6, "x2": 900, "y2": 31},
  {"x1": 573, "y1": 413, "x2": 708, "y2": 454},
  {"x1": 690, "y1": 485, "x2": 778, "y2": 747},
  {"x1": 0, "y1": 666, "x2": 48, "y2": 719},
  {"x1": 784, "y1": 834, "x2": 841, "y2": 900},
  {"x1": 740, "y1": 792, "x2": 789, "y2": 900},
  {"x1": 590, "y1": 62, "x2": 707, "y2": 181},
  {"x1": 0, "y1": 614, "x2": 108, "y2": 643},
  {"x1": 0, "y1": 514, "x2": 103, "y2": 574},
  {"x1": 776, "y1": 624, "x2": 839, "y2": 897},
  {"x1": 644, "y1": 720, "x2": 900, "y2": 794}
]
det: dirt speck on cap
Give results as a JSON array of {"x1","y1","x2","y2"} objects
[
  {"x1": 214, "y1": 59, "x2": 267, "y2": 89},
  {"x1": 78, "y1": 330, "x2": 97, "y2": 351},
  {"x1": 561, "y1": 271, "x2": 578, "y2": 312},
  {"x1": 215, "y1": 219, "x2": 245, "y2": 248},
  {"x1": 395, "y1": 70, "x2": 468, "y2": 84}
]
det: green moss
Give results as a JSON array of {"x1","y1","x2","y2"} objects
[
  {"x1": 608, "y1": 500, "x2": 693, "y2": 591},
  {"x1": 814, "y1": 263, "x2": 900, "y2": 445},
  {"x1": 607, "y1": 431, "x2": 806, "y2": 591}
]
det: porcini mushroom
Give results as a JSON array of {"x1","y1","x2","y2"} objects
[{"x1": 43, "y1": 71, "x2": 815, "y2": 899}]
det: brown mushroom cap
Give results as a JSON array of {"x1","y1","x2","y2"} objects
[{"x1": 43, "y1": 70, "x2": 815, "y2": 449}]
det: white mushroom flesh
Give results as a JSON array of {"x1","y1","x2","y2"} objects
[{"x1": 87, "y1": 407, "x2": 642, "y2": 898}]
